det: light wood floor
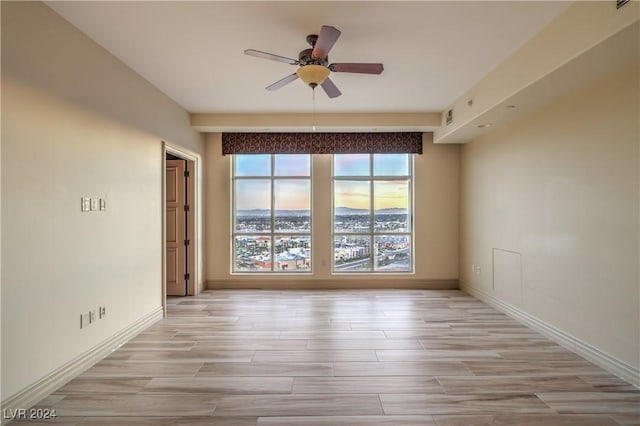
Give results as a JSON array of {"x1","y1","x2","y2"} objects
[{"x1": 24, "y1": 289, "x2": 640, "y2": 425}]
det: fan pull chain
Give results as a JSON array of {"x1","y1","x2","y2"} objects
[{"x1": 312, "y1": 87, "x2": 316, "y2": 132}]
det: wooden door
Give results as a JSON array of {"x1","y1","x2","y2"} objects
[{"x1": 166, "y1": 159, "x2": 187, "y2": 296}]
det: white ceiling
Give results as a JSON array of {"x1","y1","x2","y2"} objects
[{"x1": 46, "y1": 1, "x2": 570, "y2": 114}]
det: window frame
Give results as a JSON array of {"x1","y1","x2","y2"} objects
[
  {"x1": 231, "y1": 154, "x2": 313, "y2": 274},
  {"x1": 332, "y1": 154, "x2": 414, "y2": 274}
]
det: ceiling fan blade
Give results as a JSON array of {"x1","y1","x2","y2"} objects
[
  {"x1": 312, "y1": 25, "x2": 341, "y2": 60},
  {"x1": 330, "y1": 63, "x2": 384, "y2": 74},
  {"x1": 266, "y1": 73, "x2": 299, "y2": 91},
  {"x1": 320, "y1": 77, "x2": 341, "y2": 98},
  {"x1": 245, "y1": 49, "x2": 299, "y2": 65}
]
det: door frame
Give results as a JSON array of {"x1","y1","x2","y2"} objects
[{"x1": 162, "y1": 141, "x2": 202, "y2": 317}]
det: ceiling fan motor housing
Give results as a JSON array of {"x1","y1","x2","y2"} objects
[{"x1": 298, "y1": 48, "x2": 328, "y2": 66}]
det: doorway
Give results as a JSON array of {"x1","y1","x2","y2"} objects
[
  {"x1": 163, "y1": 144, "x2": 198, "y2": 311},
  {"x1": 166, "y1": 154, "x2": 192, "y2": 296}
]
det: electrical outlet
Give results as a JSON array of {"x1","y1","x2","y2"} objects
[
  {"x1": 81, "y1": 312, "x2": 90, "y2": 329},
  {"x1": 89, "y1": 310, "x2": 97, "y2": 323},
  {"x1": 99, "y1": 306, "x2": 106, "y2": 319}
]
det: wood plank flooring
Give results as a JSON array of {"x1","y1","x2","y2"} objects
[{"x1": 20, "y1": 289, "x2": 640, "y2": 425}]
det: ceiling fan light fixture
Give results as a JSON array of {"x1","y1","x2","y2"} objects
[
  {"x1": 245, "y1": 25, "x2": 382, "y2": 98},
  {"x1": 296, "y1": 64, "x2": 330, "y2": 87}
]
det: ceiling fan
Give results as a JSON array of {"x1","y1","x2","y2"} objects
[{"x1": 244, "y1": 25, "x2": 384, "y2": 98}]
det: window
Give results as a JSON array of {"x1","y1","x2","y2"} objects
[
  {"x1": 333, "y1": 154, "x2": 413, "y2": 272},
  {"x1": 233, "y1": 154, "x2": 311, "y2": 272}
]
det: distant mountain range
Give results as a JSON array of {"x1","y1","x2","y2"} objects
[
  {"x1": 237, "y1": 207, "x2": 407, "y2": 217},
  {"x1": 237, "y1": 209, "x2": 308, "y2": 217},
  {"x1": 335, "y1": 207, "x2": 408, "y2": 216}
]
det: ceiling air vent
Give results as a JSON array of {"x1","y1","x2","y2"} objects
[
  {"x1": 445, "y1": 109, "x2": 453, "y2": 126},
  {"x1": 617, "y1": 0, "x2": 630, "y2": 9}
]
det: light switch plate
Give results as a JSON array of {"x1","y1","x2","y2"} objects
[
  {"x1": 99, "y1": 198, "x2": 106, "y2": 211},
  {"x1": 81, "y1": 312, "x2": 90, "y2": 328},
  {"x1": 90, "y1": 198, "x2": 98, "y2": 211},
  {"x1": 81, "y1": 197, "x2": 91, "y2": 212}
]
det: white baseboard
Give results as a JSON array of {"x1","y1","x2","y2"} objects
[
  {"x1": 461, "y1": 283, "x2": 640, "y2": 387},
  {"x1": 0, "y1": 307, "x2": 163, "y2": 422}
]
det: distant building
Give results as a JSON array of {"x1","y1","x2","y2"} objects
[
  {"x1": 275, "y1": 248, "x2": 311, "y2": 270},
  {"x1": 334, "y1": 244, "x2": 370, "y2": 261}
]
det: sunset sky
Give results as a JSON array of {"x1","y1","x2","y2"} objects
[
  {"x1": 275, "y1": 180, "x2": 310, "y2": 210},
  {"x1": 235, "y1": 154, "x2": 310, "y2": 177},
  {"x1": 234, "y1": 154, "x2": 409, "y2": 211},
  {"x1": 235, "y1": 179, "x2": 311, "y2": 211},
  {"x1": 334, "y1": 180, "x2": 409, "y2": 210},
  {"x1": 235, "y1": 154, "x2": 311, "y2": 210},
  {"x1": 333, "y1": 154, "x2": 409, "y2": 210}
]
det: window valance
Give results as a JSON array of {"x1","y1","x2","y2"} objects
[{"x1": 221, "y1": 132, "x2": 423, "y2": 155}]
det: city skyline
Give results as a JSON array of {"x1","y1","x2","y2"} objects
[{"x1": 233, "y1": 213, "x2": 412, "y2": 272}]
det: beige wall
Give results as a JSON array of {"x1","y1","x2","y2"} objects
[
  {"x1": 435, "y1": 1, "x2": 639, "y2": 144},
  {"x1": 460, "y1": 61, "x2": 639, "y2": 371},
  {"x1": 1, "y1": 2, "x2": 203, "y2": 400},
  {"x1": 205, "y1": 133, "x2": 459, "y2": 286}
]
